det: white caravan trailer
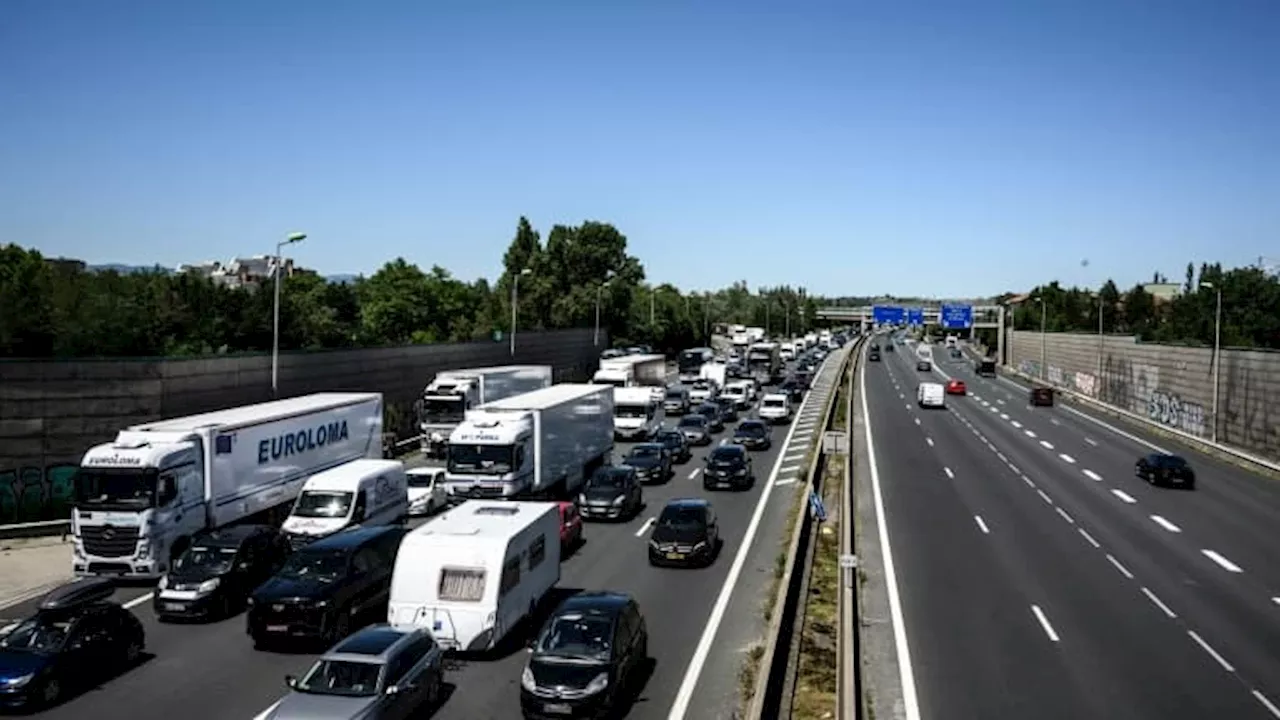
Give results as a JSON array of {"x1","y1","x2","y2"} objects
[
  {"x1": 280, "y1": 459, "x2": 408, "y2": 548},
  {"x1": 388, "y1": 501, "x2": 561, "y2": 652}
]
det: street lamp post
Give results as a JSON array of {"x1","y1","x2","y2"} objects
[
  {"x1": 785, "y1": 304, "x2": 791, "y2": 338},
  {"x1": 594, "y1": 279, "x2": 612, "y2": 347},
  {"x1": 1201, "y1": 281, "x2": 1224, "y2": 443},
  {"x1": 650, "y1": 287, "x2": 656, "y2": 326},
  {"x1": 1037, "y1": 297, "x2": 1047, "y2": 380},
  {"x1": 510, "y1": 268, "x2": 532, "y2": 357},
  {"x1": 1096, "y1": 294, "x2": 1104, "y2": 381},
  {"x1": 272, "y1": 231, "x2": 307, "y2": 397}
]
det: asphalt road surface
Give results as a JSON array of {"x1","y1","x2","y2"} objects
[
  {"x1": 863, "y1": 337, "x2": 1280, "y2": 719},
  {"x1": 2, "y1": 351, "x2": 848, "y2": 720}
]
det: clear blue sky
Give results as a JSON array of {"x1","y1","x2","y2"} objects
[{"x1": 2, "y1": 0, "x2": 1276, "y2": 298}]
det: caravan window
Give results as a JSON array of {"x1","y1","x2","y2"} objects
[
  {"x1": 500, "y1": 557, "x2": 521, "y2": 596},
  {"x1": 439, "y1": 567, "x2": 486, "y2": 602},
  {"x1": 529, "y1": 536, "x2": 546, "y2": 570}
]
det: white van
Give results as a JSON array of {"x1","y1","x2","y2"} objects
[
  {"x1": 281, "y1": 459, "x2": 408, "y2": 547},
  {"x1": 758, "y1": 393, "x2": 792, "y2": 423},
  {"x1": 917, "y1": 382, "x2": 946, "y2": 409},
  {"x1": 613, "y1": 386, "x2": 661, "y2": 440},
  {"x1": 722, "y1": 382, "x2": 751, "y2": 410},
  {"x1": 387, "y1": 501, "x2": 561, "y2": 653}
]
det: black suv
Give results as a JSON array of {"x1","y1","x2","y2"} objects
[
  {"x1": 156, "y1": 524, "x2": 291, "y2": 621},
  {"x1": 623, "y1": 443, "x2": 673, "y2": 483},
  {"x1": 732, "y1": 420, "x2": 772, "y2": 450},
  {"x1": 247, "y1": 525, "x2": 406, "y2": 649},
  {"x1": 703, "y1": 445, "x2": 754, "y2": 490},
  {"x1": 578, "y1": 466, "x2": 643, "y2": 521},
  {"x1": 696, "y1": 402, "x2": 725, "y2": 432},
  {"x1": 521, "y1": 592, "x2": 649, "y2": 719},
  {"x1": 713, "y1": 396, "x2": 739, "y2": 423},
  {"x1": 648, "y1": 498, "x2": 720, "y2": 568},
  {"x1": 1135, "y1": 453, "x2": 1196, "y2": 489},
  {"x1": 657, "y1": 429, "x2": 693, "y2": 464}
]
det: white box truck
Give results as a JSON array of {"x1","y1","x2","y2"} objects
[
  {"x1": 72, "y1": 392, "x2": 383, "y2": 578},
  {"x1": 593, "y1": 354, "x2": 667, "y2": 403},
  {"x1": 612, "y1": 386, "x2": 661, "y2": 441},
  {"x1": 677, "y1": 348, "x2": 715, "y2": 383},
  {"x1": 388, "y1": 500, "x2": 561, "y2": 652},
  {"x1": 419, "y1": 365, "x2": 553, "y2": 458},
  {"x1": 445, "y1": 384, "x2": 613, "y2": 500}
]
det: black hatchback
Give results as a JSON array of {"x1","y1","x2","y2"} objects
[
  {"x1": 1135, "y1": 453, "x2": 1196, "y2": 489},
  {"x1": 696, "y1": 402, "x2": 725, "y2": 432},
  {"x1": 657, "y1": 429, "x2": 693, "y2": 464},
  {"x1": 578, "y1": 466, "x2": 644, "y2": 521},
  {"x1": 703, "y1": 445, "x2": 754, "y2": 490},
  {"x1": 247, "y1": 525, "x2": 406, "y2": 649},
  {"x1": 155, "y1": 525, "x2": 291, "y2": 621},
  {"x1": 520, "y1": 592, "x2": 649, "y2": 719},
  {"x1": 648, "y1": 499, "x2": 720, "y2": 568},
  {"x1": 732, "y1": 420, "x2": 772, "y2": 450}
]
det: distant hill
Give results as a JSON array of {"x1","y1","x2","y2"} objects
[{"x1": 325, "y1": 274, "x2": 360, "y2": 284}]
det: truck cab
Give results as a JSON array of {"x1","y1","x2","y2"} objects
[
  {"x1": 592, "y1": 365, "x2": 634, "y2": 388},
  {"x1": 419, "y1": 375, "x2": 479, "y2": 457},
  {"x1": 446, "y1": 413, "x2": 534, "y2": 499},
  {"x1": 612, "y1": 387, "x2": 660, "y2": 441}
]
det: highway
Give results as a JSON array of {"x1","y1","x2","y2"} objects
[
  {"x1": 2, "y1": 352, "x2": 846, "y2": 720},
  {"x1": 864, "y1": 337, "x2": 1280, "y2": 719}
]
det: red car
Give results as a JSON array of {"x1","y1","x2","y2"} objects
[
  {"x1": 558, "y1": 501, "x2": 584, "y2": 553},
  {"x1": 946, "y1": 379, "x2": 967, "y2": 395}
]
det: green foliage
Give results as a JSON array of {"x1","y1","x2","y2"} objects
[
  {"x1": 0, "y1": 217, "x2": 831, "y2": 359},
  {"x1": 1011, "y1": 262, "x2": 1280, "y2": 349}
]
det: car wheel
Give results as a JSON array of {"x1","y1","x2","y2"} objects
[
  {"x1": 425, "y1": 669, "x2": 442, "y2": 706},
  {"x1": 40, "y1": 678, "x2": 61, "y2": 707}
]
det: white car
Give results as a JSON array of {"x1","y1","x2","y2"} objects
[
  {"x1": 406, "y1": 467, "x2": 448, "y2": 516},
  {"x1": 722, "y1": 382, "x2": 751, "y2": 409},
  {"x1": 758, "y1": 393, "x2": 792, "y2": 423},
  {"x1": 917, "y1": 382, "x2": 946, "y2": 409}
]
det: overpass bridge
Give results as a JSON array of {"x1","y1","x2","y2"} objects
[{"x1": 816, "y1": 304, "x2": 1002, "y2": 330}]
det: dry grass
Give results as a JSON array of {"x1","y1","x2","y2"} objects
[{"x1": 790, "y1": 456, "x2": 844, "y2": 719}]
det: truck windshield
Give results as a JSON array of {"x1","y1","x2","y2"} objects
[
  {"x1": 595, "y1": 377, "x2": 627, "y2": 388},
  {"x1": 293, "y1": 490, "x2": 354, "y2": 519},
  {"x1": 615, "y1": 404, "x2": 649, "y2": 419},
  {"x1": 74, "y1": 468, "x2": 157, "y2": 511},
  {"x1": 421, "y1": 396, "x2": 466, "y2": 425},
  {"x1": 678, "y1": 352, "x2": 706, "y2": 372},
  {"x1": 448, "y1": 444, "x2": 515, "y2": 475}
]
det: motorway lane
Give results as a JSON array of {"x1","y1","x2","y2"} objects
[
  {"x1": 886, "y1": 345, "x2": 1280, "y2": 717},
  {"x1": 871, "y1": 350, "x2": 1270, "y2": 718},
  {"x1": 7, "y1": 382, "x2": 800, "y2": 720}
]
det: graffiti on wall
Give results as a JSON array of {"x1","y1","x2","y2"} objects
[
  {"x1": 0, "y1": 464, "x2": 78, "y2": 524},
  {"x1": 1073, "y1": 372, "x2": 1097, "y2": 398},
  {"x1": 1147, "y1": 390, "x2": 1207, "y2": 437}
]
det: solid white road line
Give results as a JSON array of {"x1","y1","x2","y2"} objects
[
  {"x1": 943, "y1": 467, "x2": 954, "y2": 479},
  {"x1": 1254, "y1": 690, "x2": 1280, "y2": 719},
  {"x1": 974, "y1": 515, "x2": 990, "y2": 534},
  {"x1": 123, "y1": 593, "x2": 154, "y2": 610},
  {"x1": 1082, "y1": 469, "x2": 1103, "y2": 482},
  {"x1": 1188, "y1": 630, "x2": 1235, "y2": 672},
  {"x1": 1201, "y1": 549, "x2": 1243, "y2": 573},
  {"x1": 667, "y1": 357, "x2": 830, "y2": 720},
  {"x1": 1055, "y1": 507, "x2": 1075, "y2": 524},
  {"x1": 1039, "y1": 440, "x2": 1055, "y2": 450},
  {"x1": 1078, "y1": 528, "x2": 1101, "y2": 548},
  {"x1": 635, "y1": 517, "x2": 656, "y2": 537},
  {"x1": 1031, "y1": 604, "x2": 1060, "y2": 642},
  {"x1": 1141, "y1": 587, "x2": 1177, "y2": 619},
  {"x1": 1150, "y1": 515, "x2": 1182, "y2": 533},
  {"x1": 1106, "y1": 554, "x2": 1135, "y2": 579},
  {"x1": 689, "y1": 468, "x2": 701, "y2": 480},
  {"x1": 860, "y1": 352, "x2": 923, "y2": 720},
  {"x1": 1037, "y1": 489, "x2": 1054, "y2": 505},
  {"x1": 1059, "y1": 453, "x2": 1076, "y2": 464},
  {"x1": 1025, "y1": 430, "x2": 1037, "y2": 438},
  {"x1": 1111, "y1": 489, "x2": 1137, "y2": 504}
]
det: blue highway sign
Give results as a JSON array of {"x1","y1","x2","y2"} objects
[
  {"x1": 940, "y1": 304, "x2": 974, "y2": 329},
  {"x1": 907, "y1": 308, "x2": 925, "y2": 326},
  {"x1": 873, "y1": 305, "x2": 905, "y2": 324}
]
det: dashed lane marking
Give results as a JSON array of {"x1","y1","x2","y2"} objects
[
  {"x1": 1188, "y1": 630, "x2": 1234, "y2": 673},
  {"x1": 1059, "y1": 453, "x2": 1076, "y2": 464},
  {"x1": 1106, "y1": 554, "x2": 1134, "y2": 579},
  {"x1": 774, "y1": 478, "x2": 798, "y2": 487},
  {"x1": 1055, "y1": 507, "x2": 1075, "y2": 524},
  {"x1": 1111, "y1": 489, "x2": 1137, "y2": 504},
  {"x1": 1252, "y1": 690, "x2": 1280, "y2": 719},
  {"x1": 1085, "y1": 437, "x2": 1098, "y2": 446},
  {"x1": 635, "y1": 517, "x2": 656, "y2": 537},
  {"x1": 974, "y1": 515, "x2": 990, "y2": 534},
  {"x1": 689, "y1": 469, "x2": 701, "y2": 480},
  {"x1": 1037, "y1": 489, "x2": 1053, "y2": 505},
  {"x1": 943, "y1": 467, "x2": 954, "y2": 479},
  {"x1": 1039, "y1": 440, "x2": 1055, "y2": 450},
  {"x1": 1011, "y1": 420, "x2": 1022, "y2": 428},
  {"x1": 1141, "y1": 587, "x2": 1177, "y2": 619},
  {"x1": 1202, "y1": 549, "x2": 1243, "y2": 573},
  {"x1": 925, "y1": 437, "x2": 934, "y2": 447},
  {"x1": 1078, "y1": 528, "x2": 1101, "y2": 548},
  {"x1": 1031, "y1": 605, "x2": 1060, "y2": 643},
  {"x1": 1150, "y1": 515, "x2": 1182, "y2": 533},
  {"x1": 1082, "y1": 469, "x2": 1102, "y2": 482},
  {"x1": 1025, "y1": 430, "x2": 1037, "y2": 438}
]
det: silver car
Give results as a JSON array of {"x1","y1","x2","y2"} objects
[{"x1": 266, "y1": 624, "x2": 444, "y2": 719}]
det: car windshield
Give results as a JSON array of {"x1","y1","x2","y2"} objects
[
  {"x1": 709, "y1": 448, "x2": 742, "y2": 463},
  {"x1": 296, "y1": 659, "x2": 383, "y2": 697},
  {"x1": 630, "y1": 445, "x2": 662, "y2": 459},
  {"x1": 173, "y1": 545, "x2": 238, "y2": 574},
  {"x1": 666, "y1": 389, "x2": 685, "y2": 400},
  {"x1": 738, "y1": 424, "x2": 765, "y2": 436},
  {"x1": 291, "y1": 491, "x2": 353, "y2": 519},
  {"x1": 698, "y1": 405, "x2": 718, "y2": 416},
  {"x1": 535, "y1": 613, "x2": 613, "y2": 661},
  {"x1": 278, "y1": 549, "x2": 347, "y2": 582},
  {"x1": 763, "y1": 398, "x2": 785, "y2": 407},
  {"x1": 1159, "y1": 456, "x2": 1187, "y2": 468},
  {"x1": 679, "y1": 416, "x2": 706, "y2": 428},
  {"x1": 406, "y1": 472, "x2": 440, "y2": 489},
  {"x1": 589, "y1": 469, "x2": 630, "y2": 489},
  {"x1": 658, "y1": 505, "x2": 705, "y2": 529},
  {"x1": 659, "y1": 433, "x2": 682, "y2": 448},
  {"x1": 0, "y1": 617, "x2": 72, "y2": 654}
]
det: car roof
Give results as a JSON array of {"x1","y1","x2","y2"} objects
[
  {"x1": 193, "y1": 524, "x2": 274, "y2": 547},
  {"x1": 738, "y1": 419, "x2": 766, "y2": 428},
  {"x1": 304, "y1": 524, "x2": 402, "y2": 552},
  {"x1": 630, "y1": 442, "x2": 663, "y2": 450},
  {"x1": 665, "y1": 497, "x2": 710, "y2": 510},
  {"x1": 326, "y1": 625, "x2": 416, "y2": 662},
  {"x1": 556, "y1": 591, "x2": 633, "y2": 616},
  {"x1": 711, "y1": 444, "x2": 745, "y2": 455}
]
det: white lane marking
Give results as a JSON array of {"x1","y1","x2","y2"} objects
[
  {"x1": 980, "y1": 400, "x2": 990, "y2": 407},
  {"x1": 974, "y1": 515, "x2": 990, "y2": 534},
  {"x1": 1150, "y1": 515, "x2": 1182, "y2": 533},
  {"x1": 1253, "y1": 690, "x2": 1280, "y2": 719},
  {"x1": 905, "y1": 403, "x2": 911, "y2": 410},
  {"x1": 1106, "y1": 554, "x2": 1134, "y2": 579},
  {"x1": 778, "y1": 464, "x2": 802, "y2": 475},
  {"x1": 925, "y1": 437, "x2": 934, "y2": 447},
  {"x1": 1000, "y1": 413, "x2": 1009, "y2": 420},
  {"x1": 123, "y1": 593, "x2": 154, "y2": 610},
  {"x1": 1059, "y1": 453, "x2": 1076, "y2": 464},
  {"x1": 774, "y1": 478, "x2": 798, "y2": 487},
  {"x1": 1201, "y1": 549, "x2": 1243, "y2": 573},
  {"x1": 635, "y1": 517, "x2": 656, "y2": 537},
  {"x1": 1078, "y1": 528, "x2": 1101, "y2": 548},
  {"x1": 899, "y1": 393, "x2": 905, "y2": 399},
  {"x1": 1085, "y1": 437, "x2": 1098, "y2": 446},
  {"x1": 1023, "y1": 475, "x2": 1035, "y2": 488},
  {"x1": 689, "y1": 468, "x2": 701, "y2": 480},
  {"x1": 997, "y1": 399, "x2": 1005, "y2": 405},
  {"x1": 1039, "y1": 440, "x2": 1055, "y2": 450},
  {"x1": 1111, "y1": 489, "x2": 1137, "y2": 504},
  {"x1": 854, "y1": 351, "x2": 923, "y2": 720},
  {"x1": 995, "y1": 451, "x2": 1007, "y2": 463},
  {"x1": 1188, "y1": 630, "x2": 1235, "y2": 672},
  {"x1": 914, "y1": 417, "x2": 921, "y2": 426},
  {"x1": 1037, "y1": 489, "x2": 1053, "y2": 505},
  {"x1": 1011, "y1": 420, "x2": 1023, "y2": 428},
  {"x1": 1055, "y1": 507, "x2": 1075, "y2": 524},
  {"x1": 669, "y1": 355, "x2": 837, "y2": 720},
  {"x1": 989, "y1": 406, "x2": 999, "y2": 414},
  {"x1": 1025, "y1": 430, "x2": 1037, "y2": 438},
  {"x1": 253, "y1": 700, "x2": 282, "y2": 720},
  {"x1": 1141, "y1": 587, "x2": 1177, "y2": 619},
  {"x1": 1082, "y1": 469, "x2": 1103, "y2": 482},
  {"x1": 1031, "y1": 604, "x2": 1060, "y2": 642},
  {"x1": 1050, "y1": 418, "x2": 1060, "y2": 426},
  {"x1": 1273, "y1": 597, "x2": 1280, "y2": 606},
  {"x1": 943, "y1": 467, "x2": 954, "y2": 479}
]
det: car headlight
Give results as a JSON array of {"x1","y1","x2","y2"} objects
[
  {"x1": 578, "y1": 494, "x2": 587, "y2": 505},
  {"x1": 521, "y1": 667, "x2": 538, "y2": 692},
  {"x1": 157, "y1": 575, "x2": 169, "y2": 590},
  {"x1": 197, "y1": 578, "x2": 220, "y2": 594},
  {"x1": 693, "y1": 540, "x2": 707, "y2": 550},
  {"x1": 737, "y1": 468, "x2": 747, "y2": 476},
  {"x1": 611, "y1": 495, "x2": 627, "y2": 505},
  {"x1": 649, "y1": 539, "x2": 662, "y2": 549},
  {"x1": 4, "y1": 673, "x2": 34, "y2": 687},
  {"x1": 584, "y1": 672, "x2": 609, "y2": 695},
  {"x1": 313, "y1": 599, "x2": 329, "y2": 608}
]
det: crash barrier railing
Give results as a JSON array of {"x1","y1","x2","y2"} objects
[
  {"x1": 838, "y1": 340, "x2": 862, "y2": 720},
  {"x1": 746, "y1": 335, "x2": 864, "y2": 720}
]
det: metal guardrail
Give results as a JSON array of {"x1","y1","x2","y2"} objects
[
  {"x1": 0, "y1": 519, "x2": 70, "y2": 541},
  {"x1": 746, "y1": 335, "x2": 864, "y2": 719},
  {"x1": 838, "y1": 340, "x2": 860, "y2": 720}
]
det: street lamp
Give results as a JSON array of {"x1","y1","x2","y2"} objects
[
  {"x1": 1096, "y1": 292, "x2": 1105, "y2": 380},
  {"x1": 1200, "y1": 281, "x2": 1224, "y2": 443},
  {"x1": 510, "y1": 268, "x2": 532, "y2": 357},
  {"x1": 650, "y1": 287, "x2": 657, "y2": 326},
  {"x1": 1036, "y1": 297, "x2": 1047, "y2": 380},
  {"x1": 785, "y1": 303, "x2": 791, "y2": 338},
  {"x1": 594, "y1": 278, "x2": 613, "y2": 347},
  {"x1": 272, "y1": 231, "x2": 307, "y2": 396}
]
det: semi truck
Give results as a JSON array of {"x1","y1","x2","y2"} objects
[
  {"x1": 445, "y1": 384, "x2": 614, "y2": 500},
  {"x1": 419, "y1": 365, "x2": 553, "y2": 458},
  {"x1": 677, "y1": 347, "x2": 715, "y2": 383},
  {"x1": 593, "y1": 353, "x2": 667, "y2": 402},
  {"x1": 747, "y1": 342, "x2": 783, "y2": 384},
  {"x1": 71, "y1": 393, "x2": 384, "y2": 578}
]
